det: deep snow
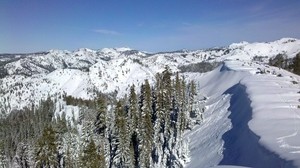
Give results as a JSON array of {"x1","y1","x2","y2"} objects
[{"x1": 184, "y1": 61, "x2": 300, "y2": 167}]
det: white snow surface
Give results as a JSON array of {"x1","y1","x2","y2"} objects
[{"x1": 184, "y1": 61, "x2": 300, "y2": 167}]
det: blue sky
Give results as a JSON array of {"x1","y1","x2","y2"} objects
[{"x1": 1, "y1": 0, "x2": 300, "y2": 53}]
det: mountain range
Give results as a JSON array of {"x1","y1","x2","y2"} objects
[{"x1": 0, "y1": 38, "x2": 300, "y2": 167}]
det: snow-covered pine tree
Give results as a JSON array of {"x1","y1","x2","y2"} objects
[
  {"x1": 13, "y1": 142, "x2": 34, "y2": 168},
  {"x1": 152, "y1": 72, "x2": 165, "y2": 166},
  {"x1": 94, "y1": 97, "x2": 107, "y2": 137},
  {"x1": 161, "y1": 66, "x2": 172, "y2": 137},
  {"x1": 161, "y1": 66, "x2": 175, "y2": 167},
  {"x1": 114, "y1": 100, "x2": 133, "y2": 167},
  {"x1": 129, "y1": 85, "x2": 139, "y2": 134},
  {"x1": 139, "y1": 79, "x2": 154, "y2": 168},
  {"x1": 187, "y1": 80, "x2": 197, "y2": 128},
  {"x1": 63, "y1": 130, "x2": 80, "y2": 168},
  {"x1": 128, "y1": 84, "x2": 140, "y2": 167}
]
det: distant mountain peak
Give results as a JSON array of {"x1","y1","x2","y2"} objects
[{"x1": 229, "y1": 41, "x2": 249, "y2": 49}]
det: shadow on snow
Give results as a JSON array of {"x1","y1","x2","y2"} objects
[{"x1": 219, "y1": 83, "x2": 295, "y2": 168}]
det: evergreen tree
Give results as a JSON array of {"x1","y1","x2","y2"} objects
[
  {"x1": 292, "y1": 52, "x2": 300, "y2": 75},
  {"x1": 187, "y1": 80, "x2": 197, "y2": 128},
  {"x1": 114, "y1": 100, "x2": 132, "y2": 167},
  {"x1": 35, "y1": 126, "x2": 58, "y2": 168},
  {"x1": 94, "y1": 97, "x2": 107, "y2": 136},
  {"x1": 129, "y1": 85, "x2": 139, "y2": 134},
  {"x1": 162, "y1": 66, "x2": 173, "y2": 140},
  {"x1": 140, "y1": 79, "x2": 154, "y2": 168},
  {"x1": 178, "y1": 77, "x2": 187, "y2": 132},
  {"x1": 128, "y1": 85, "x2": 139, "y2": 167},
  {"x1": 81, "y1": 139, "x2": 103, "y2": 168}
]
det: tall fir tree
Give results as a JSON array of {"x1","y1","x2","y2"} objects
[
  {"x1": 128, "y1": 85, "x2": 139, "y2": 167},
  {"x1": 114, "y1": 100, "x2": 132, "y2": 167},
  {"x1": 94, "y1": 97, "x2": 107, "y2": 137},
  {"x1": 80, "y1": 139, "x2": 103, "y2": 168},
  {"x1": 35, "y1": 126, "x2": 58, "y2": 168},
  {"x1": 139, "y1": 79, "x2": 154, "y2": 168},
  {"x1": 129, "y1": 85, "x2": 139, "y2": 134}
]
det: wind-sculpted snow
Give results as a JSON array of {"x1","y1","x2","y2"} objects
[
  {"x1": 185, "y1": 61, "x2": 300, "y2": 167},
  {"x1": 220, "y1": 83, "x2": 295, "y2": 168},
  {"x1": 242, "y1": 69, "x2": 300, "y2": 167}
]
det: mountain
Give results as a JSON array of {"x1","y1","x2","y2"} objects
[
  {"x1": 0, "y1": 38, "x2": 299, "y2": 115},
  {"x1": 0, "y1": 38, "x2": 300, "y2": 167}
]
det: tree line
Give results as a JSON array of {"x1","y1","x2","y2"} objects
[{"x1": 268, "y1": 52, "x2": 300, "y2": 75}]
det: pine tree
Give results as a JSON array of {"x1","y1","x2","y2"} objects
[
  {"x1": 35, "y1": 126, "x2": 58, "y2": 168},
  {"x1": 187, "y1": 80, "x2": 197, "y2": 128},
  {"x1": 94, "y1": 97, "x2": 107, "y2": 137},
  {"x1": 129, "y1": 85, "x2": 139, "y2": 134},
  {"x1": 81, "y1": 139, "x2": 103, "y2": 168},
  {"x1": 139, "y1": 79, "x2": 154, "y2": 168},
  {"x1": 292, "y1": 52, "x2": 300, "y2": 75},
  {"x1": 114, "y1": 100, "x2": 132, "y2": 167},
  {"x1": 178, "y1": 76, "x2": 187, "y2": 132},
  {"x1": 152, "y1": 73, "x2": 164, "y2": 166},
  {"x1": 128, "y1": 85, "x2": 139, "y2": 167}
]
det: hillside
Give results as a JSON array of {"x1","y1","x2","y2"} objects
[
  {"x1": 0, "y1": 38, "x2": 300, "y2": 167},
  {"x1": 0, "y1": 38, "x2": 299, "y2": 115}
]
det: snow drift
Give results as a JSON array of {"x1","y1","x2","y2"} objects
[{"x1": 185, "y1": 61, "x2": 300, "y2": 167}]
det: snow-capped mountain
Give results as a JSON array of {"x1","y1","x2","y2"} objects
[
  {"x1": 0, "y1": 38, "x2": 299, "y2": 115},
  {"x1": 0, "y1": 38, "x2": 300, "y2": 167}
]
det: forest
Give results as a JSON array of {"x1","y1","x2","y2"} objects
[{"x1": 0, "y1": 67, "x2": 203, "y2": 168}]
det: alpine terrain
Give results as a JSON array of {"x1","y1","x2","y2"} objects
[{"x1": 0, "y1": 38, "x2": 300, "y2": 168}]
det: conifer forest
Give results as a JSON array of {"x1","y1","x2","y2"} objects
[{"x1": 0, "y1": 67, "x2": 203, "y2": 168}]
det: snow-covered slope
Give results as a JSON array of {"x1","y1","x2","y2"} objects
[
  {"x1": 0, "y1": 38, "x2": 300, "y2": 167},
  {"x1": 184, "y1": 61, "x2": 300, "y2": 167},
  {"x1": 0, "y1": 38, "x2": 299, "y2": 114}
]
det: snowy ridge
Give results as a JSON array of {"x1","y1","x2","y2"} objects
[{"x1": 184, "y1": 61, "x2": 300, "y2": 167}]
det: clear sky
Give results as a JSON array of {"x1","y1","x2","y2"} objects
[{"x1": 1, "y1": 0, "x2": 300, "y2": 53}]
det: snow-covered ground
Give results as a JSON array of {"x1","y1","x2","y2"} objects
[
  {"x1": 185, "y1": 61, "x2": 300, "y2": 167},
  {"x1": 1, "y1": 38, "x2": 300, "y2": 114},
  {"x1": 0, "y1": 38, "x2": 300, "y2": 167}
]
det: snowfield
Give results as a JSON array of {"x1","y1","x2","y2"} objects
[
  {"x1": 0, "y1": 38, "x2": 300, "y2": 167},
  {"x1": 185, "y1": 61, "x2": 300, "y2": 167}
]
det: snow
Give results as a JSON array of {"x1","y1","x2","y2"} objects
[
  {"x1": 185, "y1": 61, "x2": 300, "y2": 167},
  {"x1": 0, "y1": 38, "x2": 300, "y2": 167}
]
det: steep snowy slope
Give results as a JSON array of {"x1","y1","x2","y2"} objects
[{"x1": 184, "y1": 61, "x2": 300, "y2": 167}]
